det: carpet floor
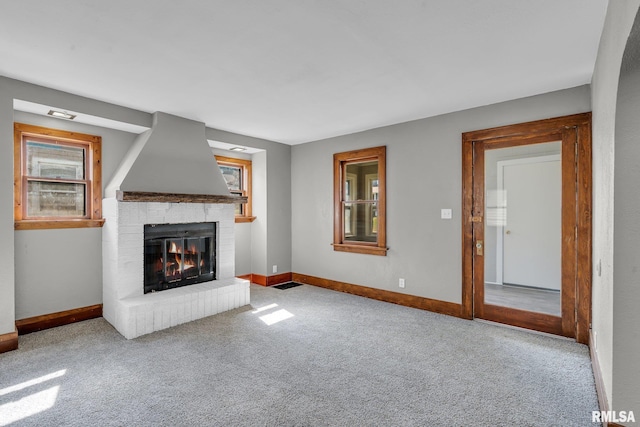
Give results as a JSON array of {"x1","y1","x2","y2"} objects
[{"x1": 0, "y1": 284, "x2": 599, "y2": 426}]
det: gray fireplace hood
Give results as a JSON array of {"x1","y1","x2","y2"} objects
[{"x1": 105, "y1": 112, "x2": 230, "y2": 198}]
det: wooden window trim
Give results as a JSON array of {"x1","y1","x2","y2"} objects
[
  {"x1": 215, "y1": 155, "x2": 255, "y2": 223},
  {"x1": 333, "y1": 146, "x2": 387, "y2": 256},
  {"x1": 14, "y1": 123, "x2": 104, "y2": 230}
]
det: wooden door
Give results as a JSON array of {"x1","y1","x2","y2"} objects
[{"x1": 461, "y1": 113, "x2": 592, "y2": 343}]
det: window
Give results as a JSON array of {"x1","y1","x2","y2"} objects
[
  {"x1": 333, "y1": 146, "x2": 387, "y2": 256},
  {"x1": 215, "y1": 155, "x2": 255, "y2": 223},
  {"x1": 14, "y1": 123, "x2": 104, "y2": 230}
]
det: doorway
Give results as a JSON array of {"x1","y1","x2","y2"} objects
[{"x1": 462, "y1": 113, "x2": 592, "y2": 343}]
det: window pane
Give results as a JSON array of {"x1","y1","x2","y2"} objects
[
  {"x1": 220, "y1": 165, "x2": 242, "y2": 191},
  {"x1": 345, "y1": 161, "x2": 378, "y2": 200},
  {"x1": 26, "y1": 141, "x2": 85, "y2": 179},
  {"x1": 27, "y1": 181, "x2": 86, "y2": 217},
  {"x1": 231, "y1": 191, "x2": 244, "y2": 215},
  {"x1": 334, "y1": 146, "x2": 386, "y2": 255},
  {"x1": 343, "y1": 202, "x2": 378, "y2": 243}
]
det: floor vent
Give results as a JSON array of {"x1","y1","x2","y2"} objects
[{"x1": 273, "y1": 282, "x2": 303, "y2": 290}]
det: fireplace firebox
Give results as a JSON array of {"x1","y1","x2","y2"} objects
[{"x1": 144, "y1": 222, "x2": 216, "y2": 294}]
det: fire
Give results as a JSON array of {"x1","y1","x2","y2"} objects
[
  {"x1": 166, "y1": 240, "x2": 198, "y2": 275},
  {"x1": 180, "y1": 256, "x2": 197, "y2": 271},
  {"x1": 168, "y1": 241, "x2": 180, "y2": 254}
]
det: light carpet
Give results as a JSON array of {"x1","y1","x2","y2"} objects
[{"x1": 0, "y1": 284, "x2": 599, "y2": 426}]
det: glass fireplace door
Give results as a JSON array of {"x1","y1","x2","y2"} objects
[{"x1": 144, "y1": 222, "x2": 216, "y2": 294}]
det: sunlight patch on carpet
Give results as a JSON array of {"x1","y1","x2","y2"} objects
[
  {"x1": 259, "y1": 309, "x2": 294, "y2": 326},
  {"x1": 0, "y1": 369, "x2": 66, "y2": 396},
  {"x1": 0, "y1": 369, "x2": 66, "y2": 425},
  {"x1": 0, "y1": 385, "x2": 61, "y2": 426}
]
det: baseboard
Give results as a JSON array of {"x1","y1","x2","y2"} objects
[
  {"x1": 15, "y1": 304, "x2": 103, "y2": 335},
  {"x1": 292, "y1": 273, "x2": 463, "y2": 318},
  {"x1": 591, "y1": 329, "x2": 609, "y2": 413},
  {"x1": 0, "y1": 328, "x2": 19, "y2": 354},
  {"x1": 237, "y1": 274, "x2": 252, "y2": 282},
  {"x1": 267, "y1": 272, "x2": 292, "y2": 286},
  {"x1": 245, "y1": 272, "x2": 292, "y2": 287},
  {"x1": 248, "y1": 274, "x2": 265, "y2": 286},
  {"x1": 589, "y1": 329, "x2": 626, "y2": 427}
]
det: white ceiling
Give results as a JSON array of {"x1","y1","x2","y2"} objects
[{"x1": 0, "y1": 1, "x2": 608, "y2": 145}]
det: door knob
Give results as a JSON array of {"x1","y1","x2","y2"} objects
[{"x1": 475, "y1": 240, "x2": 483, "y2": 256}]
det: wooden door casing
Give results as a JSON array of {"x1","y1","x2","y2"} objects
[{"x1": 461, "y1": 113, "x2": 592, "y2": 344}]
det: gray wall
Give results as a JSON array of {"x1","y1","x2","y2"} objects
[
  {"x1": 207, "y1": 128, "x2": 292, "y2": 277},
  {"x1": 0, "y1": 80, "x2": 15, "y2": 335},
  {"x1": 292, "y1": 86, "x2": 590, "y2": 303},
  {"x1": 234, "y1": 224, "x2": 252, "y2": 276},
  {"x1": 265, "y1": 147, "x2": 292, "y2": 275},
  {"x1": 590, "y1": 0, "x2": 640, "y2": 409},
  {"x1": 251, "y1": 151, "x2": 269, "y2": 276},
  {"x1": 12, "y1": 111, "x2": 138, "y2": 319},
  {"x1": 613, "y1": 7, "x2": 640, "y2": 415},
  {"x1": 15, "y1": 228, "x2": 103, "y2": 319}
]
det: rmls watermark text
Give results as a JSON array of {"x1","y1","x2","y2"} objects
[{"x1": 592, "y1": 410, "x2": 635, "y2": 423}]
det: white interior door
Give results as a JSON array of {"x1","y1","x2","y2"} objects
[{"x1": 500, "y1": 155, "x2": 561, "y2": 290}]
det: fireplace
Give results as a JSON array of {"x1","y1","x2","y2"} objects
[
  {"x1": 101, "y1": 113, "x2": 249, "y2": 340},
  {"x1": 102, "y1": 196, "x2": 249, "y2": 339},
  {"x1": 144, "y1": 222, "x2": 216, "y2": 294}
]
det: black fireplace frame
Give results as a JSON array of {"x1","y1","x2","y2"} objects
[{"x1": 143, "y1": 222, "x2": 216, "y2": 294}]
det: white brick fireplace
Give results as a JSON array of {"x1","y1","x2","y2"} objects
[
  {"x1": 100, "y1": 112, "x2": 249, "y2": 339},
  {"x1": 102, "y1": 195, "x2": 249, "y2": 339}
]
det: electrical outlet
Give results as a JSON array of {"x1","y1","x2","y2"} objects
[
  {"x1": 399, "y1": 278, "x2": 405, "y2": 288},
  {"x1": 441, "y1": 209, "x2": 452, "y2": 219},
  {"x1": 272, "y1": 265, "x2": 278, "y2": 274}
]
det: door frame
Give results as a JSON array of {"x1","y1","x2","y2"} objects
[{"x1": 461, "y1": 113, "x2": 592, "y2": 344}]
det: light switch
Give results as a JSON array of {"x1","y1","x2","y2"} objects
[{"x1": 441, "y1": 209, "x2": 452, "y2": 219}]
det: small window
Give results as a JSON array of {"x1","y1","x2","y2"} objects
[
  {"x1": 14, "y1": 123, "x2": 104, "y2": 230},
  {"x1": 215, "y1": 155, "x2": 255, "y2": 223},
  {"x1": 333, "y1": 146, "x2": 387, "y2": 256}
]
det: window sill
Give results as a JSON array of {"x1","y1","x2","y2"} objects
[
  {"x1": 333, "y1": 243, "x2": 388, "y2": 256},
  {"x1": 235, "y1": 216, "x2": 257, "y2": 223},
  {"x1": 15, "y1": 219, "x2": 106, "y2": 230}
]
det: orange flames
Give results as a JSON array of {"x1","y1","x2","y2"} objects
[{"x1": 166, "y1": 241, "x2": 199, "y2": 274}]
